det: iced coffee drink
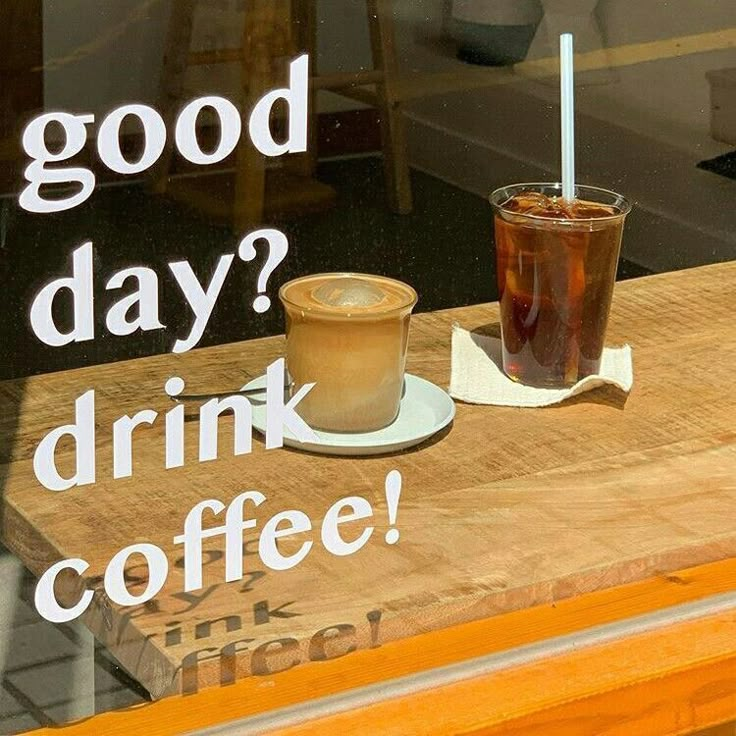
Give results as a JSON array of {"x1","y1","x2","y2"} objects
[
  {"x1": 279, "y1": 273, "x2": 417, "y2": 432},
  {"x1": 490, "y1": 184, "x2": 631, "y2": 388}
]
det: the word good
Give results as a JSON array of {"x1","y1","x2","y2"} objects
[{"x1": 19, "y1": 55, "x2": 308, "y2": 214}]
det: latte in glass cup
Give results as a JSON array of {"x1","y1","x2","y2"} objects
[{"x1": 279, "y1": 273, "x2": 417, "y2": 432}]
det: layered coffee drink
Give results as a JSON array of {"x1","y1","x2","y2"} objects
[
  {"x1": 279, "y1": 273, "x2": 417, "y2": 432},
  {"x1": 490, "y1": 184, "x2": 631, "y2": 388}
]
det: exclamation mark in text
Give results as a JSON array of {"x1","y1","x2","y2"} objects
[{"x1": 384, "y1": 469, "x2": 402, "y2": 545}]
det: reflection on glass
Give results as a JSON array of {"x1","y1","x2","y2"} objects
[{"x1": 0, "y1": 0, "x2": 734, "y2": 730}]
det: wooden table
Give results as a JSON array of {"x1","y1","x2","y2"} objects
[{"x1": 2, "y1": 263, "x2": 736, "y2": 735}]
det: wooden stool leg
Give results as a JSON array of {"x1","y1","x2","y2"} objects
[
  {"x1": 150, "y1": 0, "x2": 197, "y2": 195},
  {"x1": 289, "y1": 0, "x2": 318, "y2": 179},
  {"x1": 233, "y1": 0, "x2": 274, "y2": 234},
  {"x1": 367, "y1": 0, "x2": 413, "y2": 215}
]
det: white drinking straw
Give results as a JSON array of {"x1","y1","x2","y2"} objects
[{"x1": 560, "y1": 33, "x2": 576, "y2": 202}]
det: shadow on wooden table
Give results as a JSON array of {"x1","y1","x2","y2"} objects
[
  {"x1": 547, "y1": 384, "x2": 630, "y2": 411},
  {"x1": 469, "y1": 321, "x2": 502, "y2": 339},
  {"x1": 468, "y1": 321, "x2": 630, "y2": 411},
  {"x1": 259, "y1": 423, "x2": 456, "y2": 460}
]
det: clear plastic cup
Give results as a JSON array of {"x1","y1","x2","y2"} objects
[{"x1": 490, "y1": 183, "x2": 631, "y2": 387}]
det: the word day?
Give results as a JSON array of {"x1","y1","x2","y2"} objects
[
  {"x1": 29, "y1": 229, "x2": 288, "y2": 353},
  {"x1": 19, "y1": 55, "x2": 308, "y2": 214}
]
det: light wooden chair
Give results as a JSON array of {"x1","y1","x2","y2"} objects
[{"x1": 151, "y1": 0, "x2": 412, "y2": 233}]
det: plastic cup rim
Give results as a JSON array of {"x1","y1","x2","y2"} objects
[{"x1": 489, "y1": 182, "x2": 632, "y2": 223}]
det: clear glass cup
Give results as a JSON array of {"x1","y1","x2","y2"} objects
[
  {"x1": 279, "y1": 273, "x2": 417, "y2": 432},
  {"x1": 489, "y1": 183, "x2": 632, "y2": 388}
]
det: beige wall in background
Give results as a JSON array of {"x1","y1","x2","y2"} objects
[
  {"x1": 38, "y1": 1, "x2": 736, "y2": 151},
  {"x1": 587, "y1": 0, "x2": 736, "y2": 150},
  {"x1": 396, "y1": 0, "x2": 736, "y2": 153}
]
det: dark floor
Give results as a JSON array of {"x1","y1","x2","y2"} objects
[{"x1": 1, "y1": 157, "x2": 651, "y2": 380}]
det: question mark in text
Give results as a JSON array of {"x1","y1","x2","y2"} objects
[{"x1": 238, "y1": 228, "x2": 289, "y2": 313}]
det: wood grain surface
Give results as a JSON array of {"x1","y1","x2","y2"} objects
[{"x1": 1, "y1": 263, "x2": 735, "y2": 700}]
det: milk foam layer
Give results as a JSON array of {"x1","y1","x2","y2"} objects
[
  {"x1": 313, "y1": 278, "x2": 384, "y2": 308},
  {"x1": 280, "y1": 273, "x2": 416, "y2": 317}
]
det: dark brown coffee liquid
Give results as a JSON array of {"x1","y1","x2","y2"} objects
[{"x1": 495, "y1": 192, "x2": 624, "y2": 387}]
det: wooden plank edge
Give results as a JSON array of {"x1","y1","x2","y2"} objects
[
  {"x1": 265, "y1": 609, "x2": 736, "y2": 736},
  {"x1": 0, "y1": 500, "x2": 180, "y2": 700},
  {"x1": 20, "y1": 555, "x2": 736, "y2": 736}
]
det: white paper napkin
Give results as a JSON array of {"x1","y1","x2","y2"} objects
[{"x1": 450, "y1": 324, "x2": 633, "y2": 407}]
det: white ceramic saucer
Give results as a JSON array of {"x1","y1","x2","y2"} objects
[{"x1": 242, "y1": 373, "x2": 455, "y2": 456}]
